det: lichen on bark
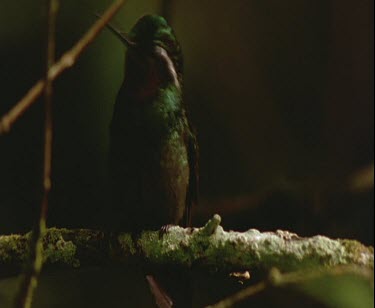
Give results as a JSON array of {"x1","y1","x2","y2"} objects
[{"x1": 0, "y1": 215, "x2": 373, "y2": 277}]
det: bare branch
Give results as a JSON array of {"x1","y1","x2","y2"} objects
[
  {"x1": 0, "y1": 0, "x2": 126, "y2": 135},
  {"x1": 206, "y1": 281, "x2": 266, "y2": 308},
  {"x1": 15, "y1": 1, "x2": 58, "y2": 307}
]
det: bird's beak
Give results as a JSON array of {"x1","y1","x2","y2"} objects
[
  {"x1": 96, "y1": 13, "x2": 136, "y2": 48},
  {"x1": 104, "y1": 23, "x2": 136, "y2": 48}
]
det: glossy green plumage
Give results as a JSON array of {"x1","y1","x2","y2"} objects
[
  {"x1": 109, "y1": 15, "x2": 198, "y2": 232},
  {"x1": 128, "y1": 15, "x2": 183, "y2": 83}
]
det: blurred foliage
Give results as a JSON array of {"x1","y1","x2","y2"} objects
[{"x1": 299, "y1": 273, "x2": 374, "y2": 308}]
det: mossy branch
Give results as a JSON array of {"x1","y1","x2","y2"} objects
[{"x1": 0, "y1": 215, "x2": 373, "y2": 277}]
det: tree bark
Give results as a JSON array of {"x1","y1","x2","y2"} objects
[{"x1": 0, "y1": 215, "x2": 373, "y2": 277}]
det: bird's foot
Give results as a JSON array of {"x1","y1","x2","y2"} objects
[{"x1": 159, "y1": 224, "x2": 175, "y2": 238}]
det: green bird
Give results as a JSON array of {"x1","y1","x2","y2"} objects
[
  {"x1": 105, "y1": 15, "x2": 198, "y2": 307},
  {"x1": 108, "y1": 14, "x2": 198, "y2": 233}
]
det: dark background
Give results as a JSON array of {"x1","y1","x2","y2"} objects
[
  {"x1": 1, "y1": 0, "x2": 373, "y2": 242},
  {"x1": 0, "y1": 0, "x2": 373, "y2": 307}
]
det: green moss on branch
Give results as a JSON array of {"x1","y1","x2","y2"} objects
[{"x1": 0, "y1": 215, "x2": 373, "y2": 277}]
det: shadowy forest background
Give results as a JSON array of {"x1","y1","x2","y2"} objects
[{"x1": 0, "y1": 0, "x2": 373, "y2": 307}]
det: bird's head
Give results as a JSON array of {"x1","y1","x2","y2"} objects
[{"x1": 104, "y1": 14, "x2": 183, "y2": 91}]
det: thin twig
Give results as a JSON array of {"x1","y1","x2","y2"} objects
[
  {"x1": 206, "y1": 281, "x2": 267, "y2": 308},
  {"x1": 0, "y1": 0, "x2": 126, "y2": 135},
  {"x1": 206, "y1": 266, "x2": 374, "y2": 308},
  {"x1": 15, "y1": 1, "x2": 58, "y2": 307}
]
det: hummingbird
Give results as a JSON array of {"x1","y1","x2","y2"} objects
[
  {"x1": 107, "y1": 14, "x2": 198, "y2": 232},
  {"x1": 104, "y1": 15, "x2": 198, "y2": 307}
]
